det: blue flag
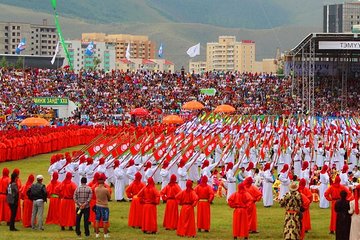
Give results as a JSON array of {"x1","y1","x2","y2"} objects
[
  {"x1": 85, "y1": 41, "x2": 94, "y2": 56},
  {"x1": 15, "y1": 38, "x2": 26, "y2": 54},
  {"x1": 158, "y1": 43, "x2": 163, "y2": 58}
]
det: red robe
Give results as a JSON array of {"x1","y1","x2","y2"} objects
[
  {"x1": 228, "y1": 189, "x2": 253, "y2": 238},
  {"x1": 46, "y1": 180, "x2": 61, "y2": 225},
  {"x1": 194, "y1": 183, "x2": 214, "y2": 231},
  {"x1": 324, "y1": 183, "x2": 352, "y2": 232},
  {"x1": 244, "y1": 184, "x2": 262, "y2": 232},
  {"x1": 20, "y1": 183, "x2": 33, "y2": 227},
  {"x1": 138, "y1": 185, "x2": 160, "y2": 233},
  {"x1": 160, "y1": 183, "x2": 181, "y2": 230},
  {"x1": 0, "y1": 172, "x2": 10, "y2": 222},
  {"x1": 300, "y1": 193, "x2": 311, "y2": 240},
  {"x1": 298, "y1": 186, "x2": 313, "y2": 232},
  {"x1": 57, "y1": 181, "x2": 77, "y2": 227},
  {"x1": 126, "y1": 181, "x2": 145, "y2": 228},
  {"x1": 176, "y1": 188, "x2": 198, "y2": 237}
]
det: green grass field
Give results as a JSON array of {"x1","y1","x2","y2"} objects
[{"x1": 0, "y1": 146, "x2": 334, "y2": 240}]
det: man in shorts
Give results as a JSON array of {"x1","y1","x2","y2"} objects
[{"x1": 95, "y1": 173, "x2": 111, "y2": 238}]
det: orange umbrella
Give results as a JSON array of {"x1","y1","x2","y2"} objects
[
  {"x1": 214, "y1": 104, "x2": 236, "y2": 113},
  {"x1": 162, "y1": 115, "x2": 184, "y2": 124},
  {"x1": 182, "y1": 100, "x2": 205, "y2": 110},
  {"x1": 130, "y1": 107, "x2": 149, "y2": 116},
  {"x1": 20, "y1": 117, "x2": 50, "y2": 127}
]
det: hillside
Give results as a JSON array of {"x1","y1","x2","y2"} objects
[
  {"x1": 0, "y1": 3, "x2": 321, "y2": 69},
  {"x1": 0, "y1": 0, "x2": 352, "y2": 29}
]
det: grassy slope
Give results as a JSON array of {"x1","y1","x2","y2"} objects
[
  {"x1": 0, "y1": 146, "x2": 333, "y2": 240},
  {"x1": 0, "y1": 4, "x2": 319, "y2": 70}
]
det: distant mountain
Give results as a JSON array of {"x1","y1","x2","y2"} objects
[
  {"x1": 0, "y1": 0, "x2": 351, "y2": 29},
  {"x1": 0, "y1": 0, "x2": 350, "y2": 69}
]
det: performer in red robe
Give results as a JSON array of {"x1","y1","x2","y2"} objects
[
  {"x1": 46, "y1": 171, "x2": 61, "y2": 225},
  {"x1": 176, "y1": 180, "x2": 198, "y2": 237},
  {"x1": 298, "y1": 178, "x2": 313, "y2": 233},
  {"x1": 160, "y1": 174, "x2": 181, "y2": 230},
  {"x1": 138, "y1": 177, "x2": 160, "y2": 234},
  {"x1": 126, "y1": 172, "x2": 145, "y2": 228},
  {"x1": 194, "y1": 176, "x2": 214, "y2": 232},
  {"x1": 57, "y1": 172, "x2": 77, "y2": 230},
  {"x1": 228, "y1": 182, "x2": 253, "y2": 240},
  {"x1": 20, "y1": 174, "x2": 34, "y2": 227},
  {"x1": 324, "y1": 175, "x2": 352, "y2": 234},
  {"x1": 0, "y1": 168, "x2": 10, "y2": 223},
  {"x1": 243, "y1": 177, "x2": 262, "y2": 233}
]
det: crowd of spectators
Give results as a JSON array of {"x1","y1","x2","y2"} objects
[{"x1": 0, "y1": 67, "x2": 359, "y2": 129}]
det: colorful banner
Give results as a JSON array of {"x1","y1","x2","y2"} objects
[
  {"x1": 33, "y1": 97, "x2": 69, "y2": 106},
  {"x1": 50, "y1": 0, "x2": 73, "y2": 70},
  {"x1": 200, "y1": 88, "x2": 217, "y2": 96}
]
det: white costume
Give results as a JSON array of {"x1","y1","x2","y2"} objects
[
  {"x1": 319, "y1": 171, "x2": 330, "y2": 208},
  {"x1": 262, "y1": 165, "x2": 274, "y2": 207}
]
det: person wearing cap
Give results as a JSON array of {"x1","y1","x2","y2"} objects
[
  {"x1": 279, "y1": 182, "x2": 306, "y2": 240},
  {"x1": 176, "y1": 180, "x2": 198, "y2": 237},
  {"x1": 94, "y1": 173, "x2": 111, "y2": 238},
  {"x1": 279, "y1": 164, "x2": 291, "y2": 199},
  {"x1": 74, "y1": 177, "x2": 92, "y2": 238},
  {"x1": 349, "y1": 185, "x2": 360, "y2": 240},
  {"x1": 325, "y1": 175, "x2": 352, "y2": 234},
  {"x1": 113, "y1": 159, "x2": 127, "y2": 202},
  {"x1": 29, "y1": 174, "x2": 47, "y2": 230},
  {"x1": 340, "y1": 164, "x2": 350, "y2": 187},
  {"x1": 160, "y1": 174, "x2": 181, "y2": 230}
]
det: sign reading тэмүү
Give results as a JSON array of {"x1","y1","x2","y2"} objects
[{"x1": 319, "y1": 41, "x2": 360, "y2": 50}]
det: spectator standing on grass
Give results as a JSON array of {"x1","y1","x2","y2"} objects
[
  {"x1": 95, "y1": 173, "x2": 111, "y2": 238},
  {"x1": 334, "y1": 190, "x2": 351, "y2": 240},
  {"x1": 30, "y1": 175, "x2": 47, "y2": 230},
  {"x1": 6, "y1": 172, "x2": 19, "y2": 231},
  {"x1": 74, "y1": 177, "x2": 92, "y2": 238}
]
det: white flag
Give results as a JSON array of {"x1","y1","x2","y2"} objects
[
  {"x1": 51, "y1": 41, "x2": 60, "y2": 65},
  {"x1": 186, "y1": 43, "x2": 200, "y2": 58},
  {"x1": 126, "y1": 43, "x2": 131, "y2": 60}
]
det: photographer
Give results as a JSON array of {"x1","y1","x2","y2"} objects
[{"x1": 29, "y1": 175, "x2": 47, "y2": 230}]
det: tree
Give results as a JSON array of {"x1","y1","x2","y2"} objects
[
  {"x1": 0, "y1": 56, "x2": 7, "y2": 68},
  {"x1": 93, "y1": 57, "x2": 101, "y2": 70},
  {"x1": 15, "y1": 57, "x2": 24, "y2": 69}
]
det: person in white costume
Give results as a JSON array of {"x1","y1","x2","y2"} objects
[
  {"x1": 319, "y1": 165, "x2": 330, "y2": 208},
  {"x1": 160, "y1": 160, "x2": 170, "y2": 190},
  {"x1": 293, "y1": 146, "x2": 302, "y2": 177},
  {"x1": 339, "y1": 164, "x2": 349, "y2": 187},
  {"x1": 200, "y1": 159, "x2": 218, "y2": 186},
  {"x1": 177, "y1": 158, "x2": 196, "y2": 190},
  {"x1": 278, "y1": 164, "x2": 290, "y2": 199},
  {"x1": 113, "y1": 159, "x2": 128, "y2": 202},
  {"x1": 315, "y1": 142, "x2": 325, "y2": 168},
  {"x1": 300, "y1": 161, "x2": 310, "y2": 187},
  {"x1": 262, "y1": 162, "x2": 274, "y2": 207},
  {"x1": 126, "y1": 159, "x2": 141, "y2": 185},
  {"x1": 85, "y1": 157, "x2": 96, "y2": 183},
  {"x1": 348, "y1": 185, "x2": 360, "y2": 240},
  {"x1": 77, "y1": 156, "x2": 87, "y2": 185},
  {"x1": 225, "y1": 161, "x2": 241, "y2": 201}
]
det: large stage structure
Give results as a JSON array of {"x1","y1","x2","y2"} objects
[{"x1": 285, "y1": 33, "x2": 360, "y2": 115}]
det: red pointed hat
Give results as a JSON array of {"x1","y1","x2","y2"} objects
[
  {"x1": 302, "y1": 161, "x2": 309, "y2": 171},
  {"x1": 202, "y1": 160, "x2": 210, "y2": 169},
  {"x1": 281, "y1": 164, "x2": 289, "y2": 173},
  {"x1": 264, "y1": 163, "x2": 271, "y2": 171},
  {"x1": 342, "y1": 164, "x2": 349, "y2": 173},
  {"x1": 246, "y1": 162, "x2": 254, "y2": 171}
]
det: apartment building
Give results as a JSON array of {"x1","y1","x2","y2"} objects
[{"x1": 0, "y1": 19, "x2": 57, "y2": 55}]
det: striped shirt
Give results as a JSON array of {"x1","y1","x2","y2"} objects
[{"x1": 74, "y1": 184, "x2": 92, "y2": 208}]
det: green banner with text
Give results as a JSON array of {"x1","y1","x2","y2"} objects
[{"x1": 33, "y1": 97, "x2": 69, "y2": 106}]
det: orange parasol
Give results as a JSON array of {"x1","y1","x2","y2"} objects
[
  {"x1": 214, "y1": 104, "x2": 236, "y2": 113},
  {"x1": 162, "y1": 115, "x2": 184, "y2": 124},
  {"x1": 130, "y1": 107, "x2": 149, "y2": 116},
  {"x1": 20, "y1": 117, "x2": 50, "y2": 127},
  {"x1": 182, "y1": 100, "x2": 205, "y2": 110}
]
